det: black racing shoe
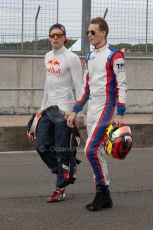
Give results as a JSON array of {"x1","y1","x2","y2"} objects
[{"x1": 85, "y1": 189, "x2": 113, "y2": 211}]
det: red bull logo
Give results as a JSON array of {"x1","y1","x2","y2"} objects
[
  {"x1": 47, "y1": 59, "x2": 60, "y2": 66},
  {"x1": 47, "y1": 58, "x2": 61, "y2": 75}
]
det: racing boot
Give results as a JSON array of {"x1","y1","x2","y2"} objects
[
  {"x1": 85, "y1": 186, "x2": 113, "y2": 211},
  {"x1": 46, "y1": 187, "x2": 65, "y2": 203}
]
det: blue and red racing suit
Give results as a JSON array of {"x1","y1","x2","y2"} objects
[{"x1": 72, "y1": 43, "x2": 127, "y2": 189}]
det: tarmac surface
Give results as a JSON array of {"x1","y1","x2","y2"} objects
[{"x1": 0, "y1": 147, "x2": 153, "y2": 230}]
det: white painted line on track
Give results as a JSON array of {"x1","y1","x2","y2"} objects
[
  {"x1": 0, "y1": 147, "x2": 153, "y2": 154},
  {"x1": 0, "y1": 150, "x2": 36, "y2": 154}
]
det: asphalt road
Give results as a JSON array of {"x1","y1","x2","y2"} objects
[{"x1": 0, "y1": 147, "x2": 153, "y2": 230}]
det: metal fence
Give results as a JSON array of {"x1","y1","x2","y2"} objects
[
  {"x1": 0, "y1": 0, "x2": 153, "y2": 54},
  {"x1": 92, "y1": 0, "x2": 153, "y2": 53}
]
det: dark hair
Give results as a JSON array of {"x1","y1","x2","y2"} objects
[
  {"x1": 90, "y1": 17, "x2": 109, "y2": 38},
  {"x1": 49, "y1": 23, "x2": 66, "y2": 37}
]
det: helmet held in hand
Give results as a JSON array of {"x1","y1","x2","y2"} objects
[{"x1": 102, "y1": 122, "x2": 133, "y2": 160}]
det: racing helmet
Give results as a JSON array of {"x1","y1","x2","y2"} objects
[{"x1": 102, "y1": 122, "x2": 133, "y2": 160}]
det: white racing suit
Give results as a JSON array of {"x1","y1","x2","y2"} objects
[
  {"x1": 73, "y1": 43, "x2": 127, "y2": 189},
  {"x1": 36, "y1": 46, "x2": 83, "y2": 188}
]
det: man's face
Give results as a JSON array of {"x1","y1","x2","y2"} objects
[
  {"x1": 87, "y1": 23, "x2": 106, "y2": 48},
  {"x1": 49, "y1": 28, "x2": 66, "y2": 49}
]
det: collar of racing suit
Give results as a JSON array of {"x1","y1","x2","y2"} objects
[
  {"x1": 52, "y1": 45, "x2": 66, "y2": 55},
  {"x1": 94, "y1": 41, "x2": 108, "y2": 52}
]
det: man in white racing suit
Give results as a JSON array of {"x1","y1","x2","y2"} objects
[
  {"x1": 67, "y1": 17, "x2": 127, "y2": 211},
  {"x1": 34, "y1": 23, "x2": 83, "y2": 203}
]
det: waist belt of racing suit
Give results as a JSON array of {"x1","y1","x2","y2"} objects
[{"x1": 41, "y1": 105, "x2": 59, "y2": 115}]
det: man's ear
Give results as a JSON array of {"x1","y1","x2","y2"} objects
[
  {"x1": 64, "y1": 36, "x2": 67, "y2": 44},
  {"x1": 101, "y1": 30, "x2": 106, "y2": 38}
]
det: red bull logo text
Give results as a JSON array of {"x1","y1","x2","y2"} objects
[{"x1": 47, "y1": 59, "x2": 61, "y2": 75}]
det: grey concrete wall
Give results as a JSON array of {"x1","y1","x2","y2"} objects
[
  {"x1": 0, "y1": 55, "x2": 45, "y2": 114},
  {"x1": 1, "y1": 123, "x2": 153, "y2": 151},
  {"x1": 0, "y1": 54, "x2": 153, "y2": 114},
  {"x1": 126, "y1": 58, "x2": 153, "y2": 113}
]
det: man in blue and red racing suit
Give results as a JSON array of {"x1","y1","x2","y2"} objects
[{"x1": 67, "y1": 17, "x2": 127, "y2": 211}]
